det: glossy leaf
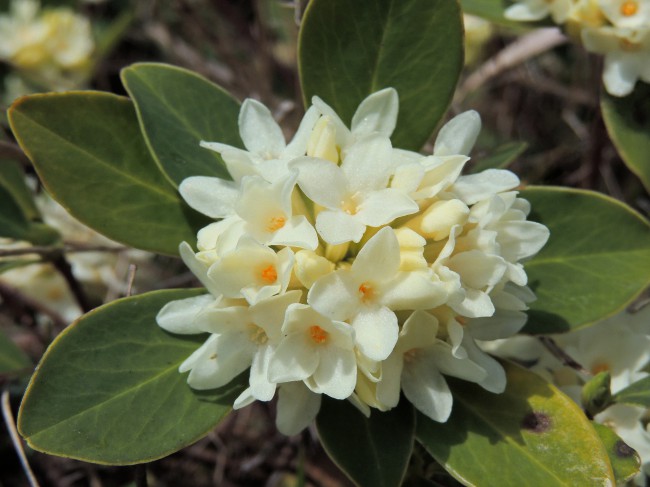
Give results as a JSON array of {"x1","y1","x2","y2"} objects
[
  {"x1": 299, "y1": 0, "x2": 463, "y2": 151},
  {"x1": 0, "y1": 159, "x2": 39, "y2": 220},
  {"x1": 417, "y1": 361, "x2": 615, "y2": 486},
  {"x1": 592, "y1": 423, "x2": 641, "y2": 485},
  {"x1": 0, "y1": 329, "x2": 31, "y2": 376},
  {"x1": 18, "y1": 289, "x2": 245, "y2": 464},
  {"x1": 521, "y1": 186, "x2": 650, "y2": 334},
  {"x1": 602, "y1": 84, "x2": 650, "y2": 193},
  {"x1": 613, "y1": 376, "x2": 650, "y2": 408},
  {"x1": 121, "y1": 63, "x2": 242, "y2": 186},
  {"x1": 316, "y1": 397, "x2": 415, "y2": 487},
  {"x1": 8, "y1": 92, "x2": 209, "y2": 256},
  {"x1": 471, "y1": 141, "x2": 527, "y2": 173}
]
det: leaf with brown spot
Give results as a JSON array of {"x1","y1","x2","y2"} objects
[{"x1": 416, "y1": 361, "x2": 615, "y2": 486}]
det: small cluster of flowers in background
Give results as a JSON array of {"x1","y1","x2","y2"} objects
[
  {"x1": 483, "y1": 307, "x2": 650, "y2": 484},
  {"x1": 505, "y1": 0, "x2": 650, "y2": 96},
  {"x1": 156, "y1": 89, "x2": 550, "y2": 435},
  {"x1": 0, "y1": 195, "x2": 152, "y2": 323},
  {"x1": 0, "y1": 0, "x2": 94, "y2": 102}
]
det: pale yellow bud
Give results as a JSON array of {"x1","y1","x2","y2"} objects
[
  {"x1": 418, "y1": 199, "x2": 470, "y2": 241},
  {"x1": 307, "y1": 117, "x2": 339, "y2": 163},
  {"x1": 294, "y1": 250, "x2": 335, "y2": 289},
  {"x1": 394, "y1": 227, "x2": 428, "y2": 271}
]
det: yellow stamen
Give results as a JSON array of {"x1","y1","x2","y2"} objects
[
  {"x1": 260, "y1": 264, "x2": 278, "y2": 283},
  {"x1": 309, "y1": 325, "x2": 328, "y2": 344},
  {"x1": 358, "y1": 282, "x2": 375, "y2": 303},
  {"x1": 267, "y1": 215, "x2": 286, "y2": 232},
  {"x1": 248, "y1": 324, "x2": 269, "y2": 345},
  {"x1": 621, "y1": 1, "x2": 638, "y2": 16}
]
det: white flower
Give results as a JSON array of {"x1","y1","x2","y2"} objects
[
  {"x1": 207, "y1": 237, "x2": 294, "y2": 304},
  {"x1": 310, "y1": 88, "x2": 399, "y2": 152},
  {"x1": 268, "y1": 304, "x2": 357, "y2": 399},
  {"x1": 377, "y1": 311, "x2": 487, "y2": 422},
  {"x1": 599, "y1": 0, "x2": 650, "y2": 29},
  {"x1": 582, "y1": 26, "x2": 650, "y2": 96},
  {"x1": 292, "y1": 133, "x2": 418, "y2": 244},
  {"x1": 200, "y1": 100, "x2": 321, "y2": 183},
  {"x1": 504, "y1": 0, "x2": 574, "y2": 23},
  {"x1": 308, "y1": 227, "x2": 447, "y2": 360},
  {"x1": 159, "y1": 88, "x2": 550, "y2": 434}
]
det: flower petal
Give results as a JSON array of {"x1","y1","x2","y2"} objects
[
  {"x1": 351, "y1": 87, "x2": 399, "y2": 138},
  {"x1": 352, "y1": 307, "x2": 398, "y2": 361},
  {"x1": 310, "y1": 348, "x2": 357, "y2": 399},
  {"x1": 239, "y1": 98, "x2": 286, "y2": 156},
  {"x1": 179, "y1": 176, "x2": 238, "y2": 218},
  {"x1": 276, "y1": 382, "x2": 322, "y2": 435},
  {"x1": 433, "y1": 110, "x2": 481, "y2": 156},
  {"x1": 268, "y1": 333, "x2": 319, "y2": 383},
  {"x1": 156, "y1": 294, "x2": 215, "y2": 334},
  {"x1": 315, "y1": 210, "x2": 367, "y2": 244},
  {"x1": 356, "y1": 189, "x2": 419, "y2": 227},
  {"x1": 402, "y1": 356, "x2": 453, "y2": 422}
]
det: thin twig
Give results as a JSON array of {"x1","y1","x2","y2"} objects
[
  {"x1": 538, "y1": 336, "x2": 590, "y2": 375},
  {"x1": 126, "y1": 264, "x2": 137, "y2": 297},
  {"x1": 134, "y1": 464, "x2": 148, "y2": 487},
  {"x1": 50, "y1": 254, "x2": 92, "y2": 313},
  {"x1": 0, "y1": 281, "x2": 67, "y2": 330},
  {"x1": 455, "y1": 28, "x2": 568, "y2": 103},
  {"x1": 0, "y1": 244, "x2": 127, "y2": 258},
  {"x1": 2, "y1": 389, "x2": 41, "y2": 487}
]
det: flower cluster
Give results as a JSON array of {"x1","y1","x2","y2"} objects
[
  {"x1": 482, "y1": 307, "x2": 650, "y2": 484},
  {"x1": 157, "y1": 89, "x2": 550, "y2": 435},
  {"x1": 505, "y1": 0, "x2": 650, "y2": 97},
  {"x1": 0, "y1": 0, "x2": 94, "y2": 97}
]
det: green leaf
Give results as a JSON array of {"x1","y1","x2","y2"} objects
[
  {"x1": 417, "y1": 361, "x2": 615, "y2": 486},
  {"x1": 612, "y1": 376, "x2": 650, "y2": 408},
  {"x1": 299, "y1": 0, "x2": 463, "y2": 151},
  {"x1": 0, "y1": 159, "x2": 39, "y2": 220},
  {"x1": 471, "y1": 141, "x2": 527, "y2": 173},
  {"x1": 316, "y1": 396, "x2": 415, "y2": 487},
  {"x1": 8, "y1": 92, "x2": 209, "y2": 256},
  {"x1": 602, "y1": 83, "x2": 650, "y2": 193},
  {"x1": 592, "y1": 423, "x2": 641, "y2": 485},
  {"x1": 581, "y1": 371, "x2": 613, "y2": 418},
  {"x1": 18, "y1": 289, "x2": 245, "y2": 465},
  {"x1": 0, "y1": 182, "x2": 59, "y2": 245},
  {"x1": 521, "y1": 186, "x2": 650, "y2": 334},
  {"x1": 0, "y1": 329, "x2": 31, "y2": 376},
  {"x1": 121, "y1": 63, "x2": 242, "y2": 186}
]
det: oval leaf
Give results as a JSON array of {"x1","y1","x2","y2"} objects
[
  {"x1": 602, "y1": 84, "x2": 650, "y2": 193},
  {"x1": 0, "y1": 182, "x2": 59, "y2": 245},
  {"x1": 613, "y1": 376, "x2": 650, "y2": 408},
  {"x1": 299, "y1": 0, "x2": 463, "y2": 151},
  {"x1": 8, "y1": 92, "x2": 209, "y2": 256},
  {"x1": 417, "y1": 361, "x2": 615, "y2": 486},
  {"x1": 121, "y1": 63, "x2": 242, "y2": 186},
  {"x1": 0, "y1": 329, "x2": 31, "y2": 376},
  {"x1": 521, "y1": 186, "x2": 650, "y2": 334},
  {"x1": 592, "y1": 422, "x2": 641, "y2": 485},
  {"x1": 18, "y1": 289, "x2": 245, "y2": 465},
  {"x1": 316, "y1": 397, "x2": 415, "y2": 487}
]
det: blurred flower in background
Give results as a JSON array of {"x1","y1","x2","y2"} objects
[{"x1": 0, "y1": 0, "x2": 95, "y2": 102}]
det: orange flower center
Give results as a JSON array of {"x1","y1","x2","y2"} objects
[
  {"x1": 358, "y1": 282, "x2": 375, "y2": 303},
  {"x1": 267, "y1": 215, "x2": 286, "y2": 232},
  {"x1": 404, "y1": 348, "x2": 419, "y2": 363},
  {"x1": 309, "y1": 325, "x2": 328, "y2": 344},
  {"x1": 591, "y1": 362, "x2": 610, "y2": 375},
  {"x1": 260, "y1": 264, "x2": 278, "y2": 283},
  {"x1": 621, "y1": 1, "x2": 638, "y2": 16}
]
